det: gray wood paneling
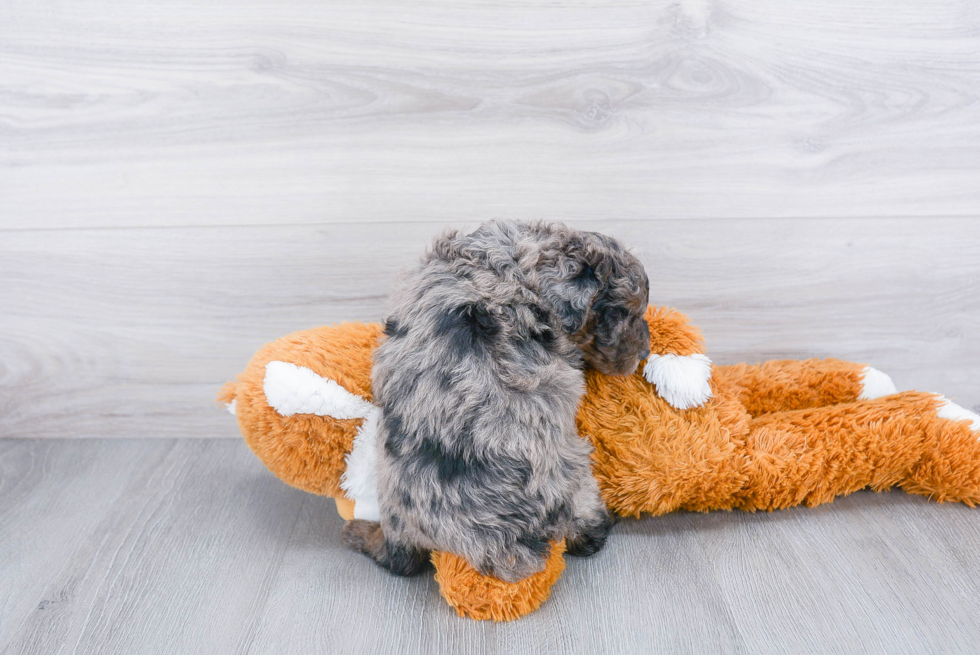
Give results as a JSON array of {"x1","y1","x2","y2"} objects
[
  {"x1": 1, "y1": 217, "x2": 977, "y2": 439},
  {"x1": 2, "y1": 0, "x2": 979, "y2": 229},
  {"x1": 3, "y1": 439, "x2": 980, "y2": 654}
]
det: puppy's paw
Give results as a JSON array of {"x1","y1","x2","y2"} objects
[
  {"x1": 566, "y1": 512, "x2": 614, "y2": 558},
  {"x1": 341, "y1": 519, "x2": 384, "y2": 555},
  {"x1": 342, "y1": 519, "x2": 432, "y2": 577},
  {"x1": 643, "y1": 353, "x2": 713, "y2": 410}
]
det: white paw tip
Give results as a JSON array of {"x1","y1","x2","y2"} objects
[
  {"x1": 642, "y1": 353, "x2": 713, "y2": 410},
  {"x1": 225, "y1": 399, "x2": 237, "y2": 416},
  {"x1": 859, "y1": 366, "x2": 898, "y2": 400},
  {"x1": 936, "y1": 396, "x2": 980, "y2": 434}
]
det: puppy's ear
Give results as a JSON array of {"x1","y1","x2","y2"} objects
[
  {"x1": 550, "y1": 258, "x2": 602, "y2": 335},
  {"x1": 539, "y1": 228, "x2": 616, "y2": 335}
]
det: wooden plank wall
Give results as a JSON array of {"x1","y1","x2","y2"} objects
[{"x1": 2, "y1": 0, "x2": 978, "y2": 438}]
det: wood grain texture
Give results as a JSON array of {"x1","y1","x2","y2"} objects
[
  {"x1": 2, "y1": 0, "x2": 979, "y2": 228},
  {"x1": 0, "y1": 439, "x2": 309, "y2": 655},
  {"x1": 4, "y1": 439, "x2": 980, "y2": 654},
  {"x1": 1, "y1": 217, "x2": 977, "y2": 439}
]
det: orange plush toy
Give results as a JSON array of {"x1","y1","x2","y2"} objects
[{"x1": 219, "y1": 307, "x2": 980, "y2": 621}]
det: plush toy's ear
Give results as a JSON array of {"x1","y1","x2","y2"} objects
[
  {"x1": 262, "y1": 360, "x2": 376, "y2": 419},
  {"x1": 640, "y1": 306, "x2": 714, "y2": 410},
  {"x1": 643, "y1": 353, "x2": 713, "y2": 410}
]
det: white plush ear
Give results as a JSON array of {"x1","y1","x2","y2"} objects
[
  {"x1": 262, "y1": 360, "x2": 381, "y2": 522},
  {"x1": 643, "y1": 353, "x2": 713, "y2": 410},
  {"x1": 264, "y1": 361, "x2": 376, "y2": 418}
]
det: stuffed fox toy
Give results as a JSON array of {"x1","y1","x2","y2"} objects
[{"x1": 219, "y1": 306, "x2": 980, "y2": 621}]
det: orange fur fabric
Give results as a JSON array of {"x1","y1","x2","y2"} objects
[
  {"x1": 219, "y1": 321, "x2": 381, "y2": 497},
  {"x1": 432, "y1": 541, "x2": 567, "y2": 621},
  {"x1": 221, "y1": 307, "x2": 980, "y2": 621}
]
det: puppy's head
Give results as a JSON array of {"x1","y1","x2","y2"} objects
[{"x1": 541, "y1": 226, "x2": 651, "y2": 376}]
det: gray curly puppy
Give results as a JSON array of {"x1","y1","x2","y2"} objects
[{"x1": 343, "y1": 219, "x2": 651, "y2": 582}]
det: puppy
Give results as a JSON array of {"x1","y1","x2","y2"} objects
[{"x1": 344, "y1": 220, "x2": 651, "y2": 582}]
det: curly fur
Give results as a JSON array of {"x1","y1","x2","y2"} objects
[{"x1": 344, "y1": 220, "x2": 650, "y2": 582}]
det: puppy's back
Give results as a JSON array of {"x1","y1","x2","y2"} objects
[{"x1": 372, "y1": 222, "x2": 590, "y2": 579}]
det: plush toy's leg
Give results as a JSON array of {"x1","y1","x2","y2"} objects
[
  {"x1": 431, "y1": 541, "x2": 567, "y2": 621},
  {"x1": 712, "y1": 358, "x2": 897, "y2": 417},
  {"x1": 904, "y1": 397, "x2": 980, "y2": 502},
  {"x1": 733, "y1": 391, "x2": 980, "y2": 511}
]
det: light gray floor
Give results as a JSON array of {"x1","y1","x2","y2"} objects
[{"x1": 4, "y1": 438, "x2": 980, "y2": 655}]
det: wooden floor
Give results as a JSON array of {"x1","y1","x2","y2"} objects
[
  {"x1": 3, "y1": 0, "x2": 980, "y2": 651},
  {"x1": 3, "y1": 438, "x2": 980, "y2": 654}
]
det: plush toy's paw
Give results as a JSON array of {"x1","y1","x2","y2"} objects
[
  {"x1": 859, "y1": 366, "x2": 899, "y2": 400},
  {"x1": 642, "y1": 353, "x2": 713, "y2": 410},
  {"x1": 936, "y1": 396, "x2": 980, "y2": 435},
  {"x1": 432, "y1": 541, "x2": 567, "y2": 621}
]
